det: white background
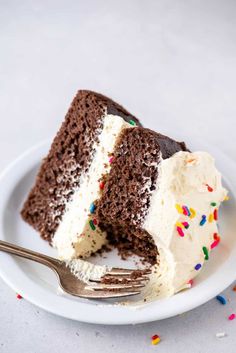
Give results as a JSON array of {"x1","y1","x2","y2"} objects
[{"x1": 0, "y1": 0, "x2": 236, "y2": 352}]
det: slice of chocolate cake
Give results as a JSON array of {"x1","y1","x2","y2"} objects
[
  {"x1": 21, "y1": 89, "x2": 227, "y2": 300},
  {"x1": 21, "y1": 90, "x2": 141, "y2": 259}
]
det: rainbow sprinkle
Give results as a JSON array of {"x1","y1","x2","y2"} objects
[
  {"x1": 175, "y1": 204, "x2": 183, "y2": 214},
  {"x1": 228, "y1": 313, "x2": 236, "y2": 321},
  {"x1": 200, "y1": 215, "x2": 207, "y2": 226},
  {"x1": 206, "y1": 184, "x2": 214, "y2": 192},
  {"x1": 195, "y1": 263, "x2": 202, "y2": 271},
  {"x1": 177, "y1": 226, "x2": 184, "y2": 237},
  {"x1": 208, "y1": 213, "x2": 214, "y2": 223},
  {"x1": 175, "y1": 204, "x2": 196, "y2": 218},
  {"x1": 224, "y1": 195, "x2": 229, "y2": 201},
  {"x1": 151, "y1": 335, "x2": 161, "y2": 345},
  {"x1": 214, "y1": 209, "x2": 218, "y2": 221},
  {"x1": 93, "y1": 218, "x2": 98, "y2": 225},
  {"x1": 99, "y1": 181, "x2": 105, "y2": 190},
  {"x1": 109, "y1": 156, "x2": 114, "y2": 164},
  {"x1": 216, "y1": 295, "x2": 227, "y2": 305},
  {"x1": 233, "y1": 286, "x2": 236, "y2": 292},
  {"x1": 16, "y1": 294, "x2": 22, "y2": 300},
  {"x1": 202, "y1": 246, "x2": 209, "y2": 260},
  {"x1": 189, "y1": 207, "x2": 196, "y2": 219},
  {"x1": 211, "y1": 202, "x2": 217, "y2": 207},
  {"x1": 89, "y1": 220, "x2": 96, "y2": 231},
  {"x1": 188, "y1": 279, "x2": 194, "y2": 286},
  {"x1": 183, "y1": 206, "x2": 190, "y2": 216},
  {"x1": 129, "y1": 119, "x2": 136, "y2": 126},
  {"x1": 176, "y1": 221, "x2": 189, "y2": 229},
  {"x1": 182, "y1": 221, "x2": 189, "y2": 229},
  {"x1": 89, "y1": 203, "x2": 96, "y2": 214},
  {"x1": 211, "y1": 234, "x2": 220, "y2": 249}
]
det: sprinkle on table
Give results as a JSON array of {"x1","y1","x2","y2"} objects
[
  {"x1": 216, "y1": 295, "x2": 227, "y2": 305},
  {"x1": 233, "y1": 286, "x2": 236, "y2": 292},
  {"x1": 195, "y1": 263, "x2": 202, "y2": 271},
  {"x1": 89, "y1": 203, "x2": 96, "y2": 214},
  {"x1": 129, "y1": 119, "x2": 136, "y2": 126},
  {"x1": 228, "y1": 313, "x2": 236, "y2": 321},
  {"x1": 151, "y1": 335, "x2": 161, "y2": 345},
  {"x1": 200, "y1": 215, "x2": 207, "y2": 226},
  {"x1": 89, "y1": 220, "x2": 96, "y2": 231},
  {"x1": 202, "y1": 246, "x2": 209, "y2": 260},
  {"x1": 16, "y1": 293, "x2": 22, "y2": 300}
]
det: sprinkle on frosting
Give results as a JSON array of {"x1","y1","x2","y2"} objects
[
  {"x1": 99, "y1": 181, "x2": 105, "y2": 190},
  {"x1": 109, "y1": 156, "x2": 114, "y2": 164},
  {"x1": 214, "y1": 233, "x2": 220, "y2": 240},
  {"x1": 89, "y1": 220, "x2": 96, "y2": 231},
  {"x1": 200, "y1": 215, "x2": 207, "y2": 226},
  {"x1": 183, "y1": 206, "x2": 190, "y2": 216},
  {"x1": 177, "y1": 226, "x2": 184, "y2": 237},
  {"x1": 206, "y1": 184, "x2": 214, "y2": 192},
  {"x1": 189, "y1": 207, "x2": 196, "y2": 219},
  {"x1": 224, "y1": 195, "x2": 229, "y2": 201},
  {"x1": 202, "y1": 246, "x2": 209, "y2": 260},
  {"x1": 214, "y1": 209, "x2": 218, "y2": 221},
  {"x1": 216, "y1": 295, "x2": 227, "y2": 305},
  {"x1": 188, "y1": 279, "x2": 194, "y2": 286},
  {"x1": 195, "y1": 263, "x2": 202, "y2": 271},
  {"x1": 182, "y1": 221, "x2": 189, "y2": 229},
  {"x1": 89, "y1": 203, "x2": 96, "y2": 214},
  {"x1": 175, "y1": 204, "x2": 183, "y2": 214},
  {"x1": 208, "y1": 214, "x2": 214, "y2": 223},
  {"x1": 93, "y1": 218, "x2": 98, "y2": 225},
  {"x1": 211, "y1": 202, "x2": 217, "y2": 207},
  {"x1": 129, "y1": 119, "x2": 136, "y2": 126},
  {"x1": 211, "y1": 235, "x2": 220, "y2": 249},
  {"x1": 151, "y1": 335, "x2": 161, "y2": 345}
]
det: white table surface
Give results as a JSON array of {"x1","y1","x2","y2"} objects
[{"x1": 1, "y1": 1, "x2": 236, "y2": 352}]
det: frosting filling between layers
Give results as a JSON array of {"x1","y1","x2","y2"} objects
[
  {"x1": 142, "y1": 151, "x2": 227, "y2": 299},
  {"x1": 52, "y1": 114, "x2": 132, "y2": 260}
]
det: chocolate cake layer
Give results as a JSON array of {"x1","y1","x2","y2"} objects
[
  {"x1": 21, "y1": 90, "x2": 140, "y2": 242},
  {"x1": 96, "y1": 127, "x2": 188, "y2": 263}
]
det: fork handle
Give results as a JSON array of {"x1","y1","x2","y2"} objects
[{"x1": 0, "y1": 240, "x2": 61, "y2": 268}]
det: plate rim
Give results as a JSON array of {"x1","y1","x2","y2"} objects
[{"x1": 0, "y1": 139, "x2": 235, "y2": 325}]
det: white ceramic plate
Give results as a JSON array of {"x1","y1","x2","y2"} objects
[{"x1": 0, "y1": 139, "x2": 235, "y2": 325}]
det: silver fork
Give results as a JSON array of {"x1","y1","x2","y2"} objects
[{"x1": 0, "y1": 240, "x2": 150, "y2": 299}]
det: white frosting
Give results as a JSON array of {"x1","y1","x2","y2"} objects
[
  {"x1": 143, "y1": 151, "x2": 227, "y2": 299},
  {"x1": 52, "y1": 114, "x2": 131, "y2": 259},
  {"x1": 66, "y1": 259, "x2": 110, "y2": 283}
]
